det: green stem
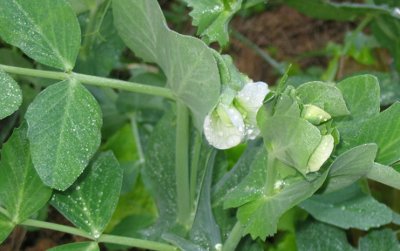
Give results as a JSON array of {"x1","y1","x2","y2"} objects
[
  {"x1": 222, "y1": 221, "x2": 243, "y2": 251},
  {"x1": 18, "y1": 218, "x2": 178, "y2": 251},
  {"x1": 130, "y1": 114, "x2": 145, "y2": 164},
  {"x1": 266, "y1": 155, "x2": 277, "y2": 194},
  {"x1": 190, "y1": 132, "x2": 202, "y2": 204},
  {"x1": 232, "y1": 30, "x2": 286, "y2": 74},
  {"x1": 20, "y1": 219, "x2": 93, "y2": 239},
  {"x1": 175, "y1": 101, "x2": 191, "y2": 227},
  {"x1": 0, "y1": 64, "x2": 174, "y2": 99},
  {"x1": 99, "y1": 235, "x2": 178, "y2": 251}
]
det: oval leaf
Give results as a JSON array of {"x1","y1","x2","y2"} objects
[
  {"x1": 0, "y1": 125, "x2": 52, "y2": 223},
  {"x1": 113, "y1": 0, "x2": 221, "y2": 130},
  {"x1": 51, "y1": 152, "x2": 123, "y2": 238},
  {"x1": 0, "y1": 0, "x2": 81, "y2": 70},
  {"x1": 26, "y1": 79, "x2": 102, "y2": 191},
  {"x1": 0, "y1": 69, "x2": 22, "y2": 119}
]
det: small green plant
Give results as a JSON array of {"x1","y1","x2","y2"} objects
[{"x1": 1, "y1": 0, "x2": 400, "y2": 250}]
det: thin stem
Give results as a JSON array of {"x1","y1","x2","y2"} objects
[
  {"x1": 0, "y1": 64, "x2": 174, "y2": 99},
  {"x1": 20, "y1": 219, "x2": 93, "y2": 239},
  {"x1": 175, "y1": 101, "x2": 191, "y2": 227},
  {"x1": 266, "y1": 155, "x2": 277, "y2": 194},
  {"x1": 222, "y1": 221, "x2": 243, "y2": 251},
  {"x1": 99, "y1": 235, "x2": 178, "y2": 251},
  {"x1": 232, "y1": 30, "x2": 286, "y2": 74},
  {"x1": 19, "y1": 218, "x2": 178, "y2": 251},
  {"x1": 190, "y1": 133, "x2": 202, "y2": 204}
]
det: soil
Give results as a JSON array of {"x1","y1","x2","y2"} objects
[{"x1": 1, "y1": 3, "x2": 353, "y2": 251}]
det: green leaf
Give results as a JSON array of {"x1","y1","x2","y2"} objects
[
  {"x1": 141, "y1": 111, "x2": 178, "y2": 238},
  {"x1": 353, "y1": 102, "x2": 400, "y2": 165},
  {"x1": 0, "y1": 69, "x2": 22, "y2": 119},
  {"x1": 51, "y1": 152, "x2": 123, "y2": 238},
  {"x1": 359, "y1": 229, "x2": 400, "y2": 251},
  {"x1": 300, "y1": 184, "x2": 393, "y2": 230},
  {"x1": 47, "y1": 242, "x2": 99, "y2": 251},
  {"x1": 284, "y1": 0, "x2": 399, "y2": 21},
  {"x1": 224, "y1": 155, "x2": 328, "y2": 239},
  {"x1": 0, "y1": 125, "x2": 52, "y2": 223},
  {"x1": 371, "y1": 15, "x2": 400, "y2": 71},
  {"x1": 113, "y1": 0, "x2": 221, "y2": 130},
  {"x1": 366, "y1": 163, "x2": 400, "y2": 190},
  {"x1": 0, "y1": 0, "x2": 81, "y2": 71},
  {"x1": 336, "y1": 74, "x2": 380, "y2": 152},
  {"x1": 260, "y1": 116, "x2": 322, "y2": 175},
  {"x1": 76, "y1": 8, "x2": 125, "y2": 77},
  {"x1": 183, "y1": 0, "x2": 242, "y2": 47},
  {"x1": 0, "y1": 212, "x2": 14, "y2": 244},
  {"x1": 296, "y1": 221, "x2": 355, "y2": 251},
  {"x1": 296, "y1": 81, "x2": 349, "y2": 117},
  {"x1": 26, "y1": 79, "x2": 102, "y2": 191},
  {"x1": 324, "y1": 144, "x2": 378, "y2": 193}
]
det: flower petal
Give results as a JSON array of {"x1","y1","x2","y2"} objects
[{"x1": 203, "y1": 104, "x2": 244, "y2": 149}]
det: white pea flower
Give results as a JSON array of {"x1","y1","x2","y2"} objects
[{"x1": 204, "y1": 81, "x2": 269, "y2": 149}]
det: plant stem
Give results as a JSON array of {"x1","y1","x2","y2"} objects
[
  {"x1": 222, "y1": 221, "x2": 243, "y2": 251},
  {"x1": 130, "y1": 114, "x2": 145, "y2": 164},
  {"x1": 0, "y1": 64, "x2": 174, "y2": 99},
  {"x1": 190, "y1": 132, "x2": 202, "y2": 204},
  {"x1": 99, "y1": 235, "x2": 178, "y2": 251},
  {"x1": 232, "y1": 30, "x2": 286, "y2": 74},
  {"x1": 18, "y1": 218, "x2": 178, "y2": 251},
  {"x1": 175, "y1": 101, "x2": 191, "y2": 227},
  {"x1": 266, "y1": 155, "x2": 277, "y2": 194},
  {"x1": 20, "y1": 219, "x2": 93, "y2": 239}
]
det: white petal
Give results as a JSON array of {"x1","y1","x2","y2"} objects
[
  {"x1": 203, "y1": 104, "x2": 244, "y2": 150},
  {"x1": 236, "y1": 81, "x2": 269, "y2": 139},
  {"x1": 307, "y1": 134, "x2": 334, "y2": 173}
]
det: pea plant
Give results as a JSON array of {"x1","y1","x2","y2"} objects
[{"x1": 1, "y1": 0, "x2": 400, "y2": 250}]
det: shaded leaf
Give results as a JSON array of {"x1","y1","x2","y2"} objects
[
  {"x1": 0, "y1": 213, "x2": 14, "y2": 244},
  {"x1": 26, "y1": 79, "x2": 102, "y2": 191},
  {"x1": 359, "y1": 229, "x2": 400, "y2": 251},
  {"x1": 366, "y1": 162, "x2": 400, "y2": 190},
  {"x1": 52, "y1": 152, "x2": 122, "y2": 238},
  {"x1": 0, "y1": 69, "x2": 22, "y2": 119},
  {"x1": 297, "y1": 81, "x2": 349, "y2": 117},
  {"x1": 0, "y1": 0, "x2": 81, "y2": 70},
  {"x1": 183, "y1": 0, "x2": 242, "y2": 47},
  {"x1": 296, "y1": 221, "x2": 355, "y2": 251},
  {"x1": 113, "y1": 0, "x2": 220, "y2": 130},
  {"x1": 301, "y1": 184, "x2": 392, "y2": 230},
  {"x1": 0, "y1": 125, "x2": 52, "y2": 223},
  {"x1": 324, "y1": 144, "x2": 377, "y2": 193},
  {"x1": 353, "y1": 102, "x2": 400, "y2": 165}
]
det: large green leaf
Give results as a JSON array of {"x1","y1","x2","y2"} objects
[
  {"x1": 0, "y1": 125, "x2": 52, "y2": 223},
  {"x1": 0, "y1": 0, "x2": 81, "y2": 71},
  {"x1": 112, "y1": 0, "x2": 221, "y2": 130},
  {"x1": 51, "y1": 152, "x2": 122, "y2": 238},
  {"x1": 353, "y1": 102, "x2": 400, "y2": 165},
  {"x1": 0, "y1": 69, "x2": 22, "y2": 119},
  {"x1": 224, "y1": 155, "x2": 328, "y2": 239},
  {"x1": 367, "y1": 163, "x2": 400, "y2": 190},
  {"x1": 296, "y1": 81, "x2": 349, "y2": 117},
  {"x1": 301, "y1": 184, "x2": 393, "y2": 230},
  {"x1": 359, "y1": 229, "x2": 400, "y2": 251},
  {"x1": 183, "y1": 0, "x2": 242, "y2": 47},
  {"x1": 26, "y1": 79, "x2": 102, "y2": 191},
  {"x1": 296, "y1": 221, "x2": 355, "y2": 251},
  {"x1": 260, "y1": 116, "x2": 322, "y2": 175},
  {"x1": 47, "y1": 242, "x2": 99, "y2": 251},
  {"x1": 0, "y1": 213, "x2": 14, "y2": 244},
  {"x1": 324, "y1": 144, "x2": 377, "y2": 193},
  {"x1": 336, "y1": 75, "x2": 380, "y2": 152}
]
